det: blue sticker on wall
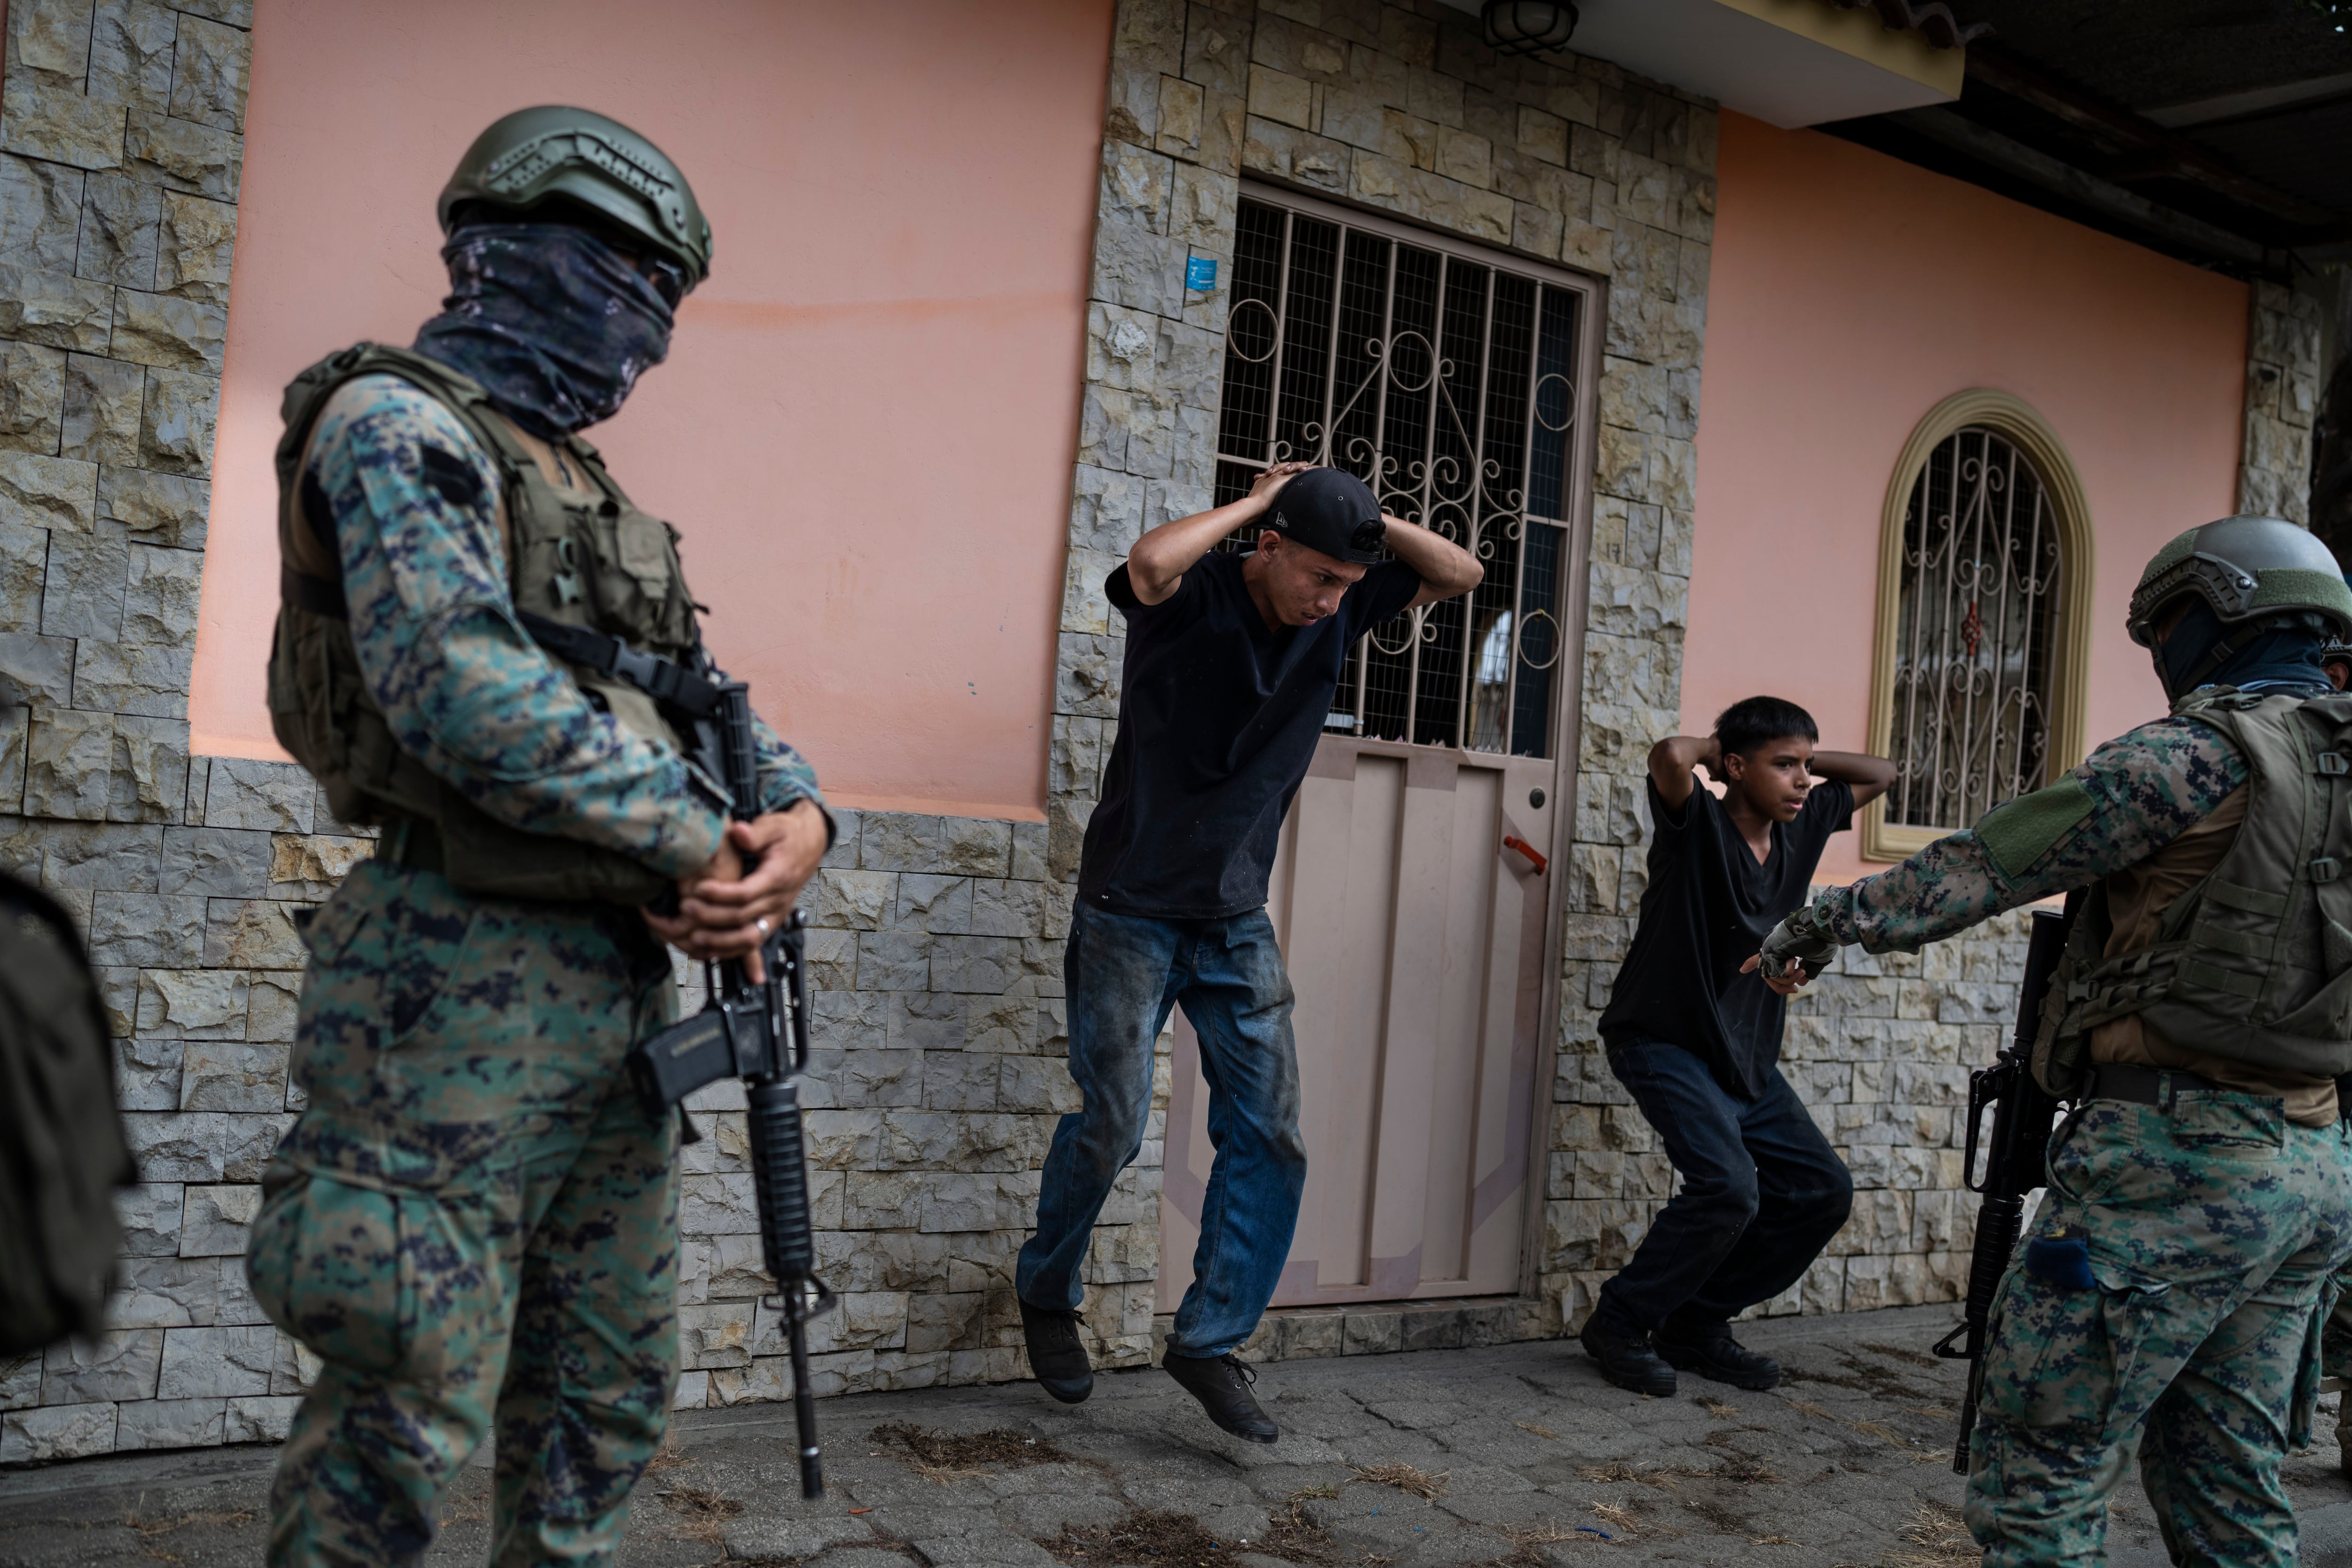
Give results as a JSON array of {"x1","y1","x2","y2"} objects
[{"x1": 1186, "y1": 255, "x2": 1219, "y2": 291}]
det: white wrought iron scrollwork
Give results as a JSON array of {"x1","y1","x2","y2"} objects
[
  {"x1": 1211, "y1": 199, "x2": 1580, "y2": 757},
  {"x1": 1887, "y1": 427, "x2": 2062, "y2": 830}
]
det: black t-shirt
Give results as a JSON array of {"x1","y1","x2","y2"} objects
[
  {"x1": 1597, "y1": 776, "x2": 1855, "y2": 1098},
  {"x1": 1078, "y1": 551, "x2": 1424, "y2": 920}
]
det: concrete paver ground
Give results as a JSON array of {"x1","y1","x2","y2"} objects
[{"x1": 5, "y1": 1305, "x2": 2352, "y2": 1567}]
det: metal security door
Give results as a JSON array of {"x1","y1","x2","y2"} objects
[{"x1": 1157, "y1": 188, "x2": 1600, "y2": 1310}]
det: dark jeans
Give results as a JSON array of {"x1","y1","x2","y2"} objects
[
  {"x1": 1016, "y1": 905, "x2": 1307, "y2": 1358},
  {"x1": 1594, "y1": 1036, "x2": 1853, "y2": 1337}
]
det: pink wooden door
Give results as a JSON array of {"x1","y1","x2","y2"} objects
[
  {"x1": 1157, "y1": 739, "x2": 1560, "y2": 1307},
  {"x1": 1155, "y1": 182, "x2": 1599, "y2": 1312}
]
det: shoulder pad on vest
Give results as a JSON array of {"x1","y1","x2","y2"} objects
[
  {"x1": 275, "y1": 342, "x2": 498, "y2": 489},
  {"x1": 2294, "y1": 692, "x2": 2352, "y2": 722}
]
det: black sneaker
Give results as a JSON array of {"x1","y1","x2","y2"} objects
[
  {"x1": 1578, "y1": 1317, "x2": 1677, "y2": 1396},
  {"x1": 1018, "y1": 1298, "x2": 1093, "y2": 1404},
  {"x1": 1656, "y1": 1326, "x2": 1781, "y2": 1391},
  {"x1": 1163, "y1": 1348, "x2": 1279, "y2": 1443}
]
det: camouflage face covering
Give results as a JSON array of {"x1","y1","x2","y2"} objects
[
  {"x1": 411, "y1": 222, "x2": 675, "y2": 438},
  {"x1": 2156, "y1": 597, "x2": 2330, "y2": 699}
]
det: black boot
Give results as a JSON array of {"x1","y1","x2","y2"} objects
[
  {"x1": 1019, "y1": 1298, "x2": 1093, "y2": 1404},
  {"x1": 1578, "y1": 1316, "x2": 1677, "y2": 1396},
  {"x1": 1655, "y1": 1320, "x2": 1780, "y2": 1391},
  {"x1": 1163, "y1": 1348, "x2": 1279, "y2": 1443}
]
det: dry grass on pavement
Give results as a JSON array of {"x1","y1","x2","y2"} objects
[
  {"x1": 869, "y1": 1422, "x2": 1077, "y2": 1483},
  {"x1": 1351, "y1": 1461, "x2": 1449, "y2": 1500},
  {"x1": 657, "y1": 1483, "x2": 744, "y2": 1545}
]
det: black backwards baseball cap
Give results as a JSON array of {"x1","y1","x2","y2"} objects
[{"x1": 1264, "y1": 467, "x2": 1386, "y2": 564}]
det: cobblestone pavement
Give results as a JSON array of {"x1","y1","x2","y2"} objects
[{"x1": 5, "y1": 1305, "x2": 2352, "y2": 1567}]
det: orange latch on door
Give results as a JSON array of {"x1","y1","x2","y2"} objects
[{"x1": 1503, "y1": 835, "x2": 1547, "y2": 875}]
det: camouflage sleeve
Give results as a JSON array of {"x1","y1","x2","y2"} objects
[
  {"x1": 311, "y1": 375, "x2": 726, "y2": 878},
  {"x1": 1812, "y1": 716, "x2": 2248, "y2": 952},
  {"x1": 749, "y1": 710, "x2": 834, "y2": 845}
]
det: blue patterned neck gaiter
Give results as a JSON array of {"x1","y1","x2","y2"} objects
[
  {"x1": 411, "y1": 222, "x2": 675, "y2": 439},
  {"x1": 2157, "y1": 597, "x2": 2331, "y2": 700}
]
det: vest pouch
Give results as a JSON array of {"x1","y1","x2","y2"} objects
[
  {"x1": 269, "y1": 605, "x2": 392, "y2": 828},
  {"x1": 429, "y1": 787, "x2": 672, "y2": 906},
  {"x1": 2033, "y1": 951, "x2": 2091, "y2": 1098},
  {"x1": 2258, "y1": 964, "x2": 2352, "y2": 1053},
  {"x1": 580, "y1": 500, "x2": 694, "y2": 652},
  {"x1": 2033, "y1": 889, "x2": 2115, "y2": 1098}
]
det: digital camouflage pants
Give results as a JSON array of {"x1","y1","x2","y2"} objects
[
  {"x1": 1964, "y1": 1089, "x2": 2352, "y2": 1568},
  {"x1": 246, "y1": 861, "x2": 681, "y2": 1568}
]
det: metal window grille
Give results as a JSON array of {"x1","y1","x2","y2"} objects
[
  {"x1": 1209, "y1": 195, "x2": 1584, "y2": 758},
  {"x1": 1886, "y1": 426, "x2": 2065, "y2": 829}
]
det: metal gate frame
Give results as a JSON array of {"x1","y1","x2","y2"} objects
[{"x1": 1229, "y1": 178, "x2": 1608, "y2": 1302}]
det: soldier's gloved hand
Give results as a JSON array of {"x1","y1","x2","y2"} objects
[{"x1": 1745, "y1": 903, "x2": 1839, "y2": 988}]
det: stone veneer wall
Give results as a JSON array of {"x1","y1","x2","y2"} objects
[
  {"x1": 0, "y1": 0, "x2": 391, "y2": 1465},
  {"x1": 2241, "y1": 278, "x2": 2325, "y2": 525}
]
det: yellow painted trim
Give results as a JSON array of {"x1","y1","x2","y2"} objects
[
  {"x1": 1860, "y1": 389, "x2": 2096, "y2": 863},
  {"x1": 1709, "y1": 0, "x2": 1966, "y2": 100}
]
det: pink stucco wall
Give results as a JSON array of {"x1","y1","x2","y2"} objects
[
  {"x1": 1684, "y1": 113, "x2": 2249, "y2": 886},
  {"x1": 189, "y1": 0, "x2": 1112, "y2": 820}
]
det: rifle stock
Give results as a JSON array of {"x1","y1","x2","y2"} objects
[
  {"x1": 1931, "y1": 895, "x2": 2076, "y2": 1475},
  {"x1": 628, "y1": 675, "x2": 835, "y2": 1499}
]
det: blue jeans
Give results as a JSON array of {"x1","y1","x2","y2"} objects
[
  {"x1": 1594, "y1": 1037, "x2": 1853, "y2": 1337},
  {"x1": 1017, "y1": 905, "x2": 1307, "y2": 1358}
]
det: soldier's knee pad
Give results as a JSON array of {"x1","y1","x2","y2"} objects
[{"x1": 247, "y1": 1162, "x2": 505, "y2": 1385}]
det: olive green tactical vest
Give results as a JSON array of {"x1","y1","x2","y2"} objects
[
  {"x1": 266, "y1": 342, "x2": 701, "y2": 904},
  {"x1": 2036, "y1": 688, "x2": 2352, "y2": 1091}
]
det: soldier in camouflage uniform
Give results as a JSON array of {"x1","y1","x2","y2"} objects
[
  {"x1": 1757, "y1": 515, "x2": 2352, "y2": 1568},
  {"x1": 2319, "y1": 636, "x2": 2352, "y2": 1483},
  {"x1": 242, "y1": 108, "x2": 830, "y2": 1567}
]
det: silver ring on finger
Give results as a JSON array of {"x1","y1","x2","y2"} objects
[{"x1": 756, "y1": 916, "x2": 771, "y2": 936}]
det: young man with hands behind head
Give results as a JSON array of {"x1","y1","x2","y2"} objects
[
  {"x1": 1580, "y1": 698, "x2": 1894, "y2": 1397},
  {"x1": 1015, "y1": 460, "x2": 1482, "y2": 1442}
]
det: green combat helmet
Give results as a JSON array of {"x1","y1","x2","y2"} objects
[
  {"x1": 2126, "y1": 514, "x2": 2352, "y2": 697},
  {"x1": 438, "y1": 105, "x2": 712, "y2": 284}
]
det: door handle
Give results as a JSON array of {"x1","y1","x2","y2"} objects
[{"x1": 1503, "y1": 835, "x2": 1547, "y2": 876}]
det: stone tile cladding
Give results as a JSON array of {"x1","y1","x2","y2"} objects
[
  {"x1": 0, "y1": 0, "x2": 369, "y2": 1466},
  {"x1": 2241, "y1": 279, "x2": 2325, "y2": 525}
]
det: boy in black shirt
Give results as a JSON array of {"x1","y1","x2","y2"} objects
[
  {"x1": 1016, "y1": 463, "x2": 1482, "y2": 1441},
  {"x1": 1581, "y1": 697, "x2": 1895, "y2": 1395}
]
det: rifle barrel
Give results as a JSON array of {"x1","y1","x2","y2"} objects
[{"x1": 1939, "y1": 900, "x2": 2078, "y2": 1476}]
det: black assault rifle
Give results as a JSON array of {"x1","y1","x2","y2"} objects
[
  {"x1": 628, "y1": 669, "x2": 836, "y2": 1500},
  {"x1": 1930, "y1": 893, "x2": 2078, "y2": 1474}
]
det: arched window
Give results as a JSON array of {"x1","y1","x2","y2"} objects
[{"x1": 1865, "y1": 392, "x2": 2094, "y2": 861}]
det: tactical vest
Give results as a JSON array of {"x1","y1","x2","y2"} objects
[
  {"x1": 267, "y1": 342, "x2": 719, "y2": 905},
  {"x1": 2036, "y1": 688, "x2": 2352, "y2": 1091}
]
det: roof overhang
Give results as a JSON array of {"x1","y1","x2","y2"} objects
[{"x1": 1436, "y1": 0, "x2": 1964, "y2": 127}]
